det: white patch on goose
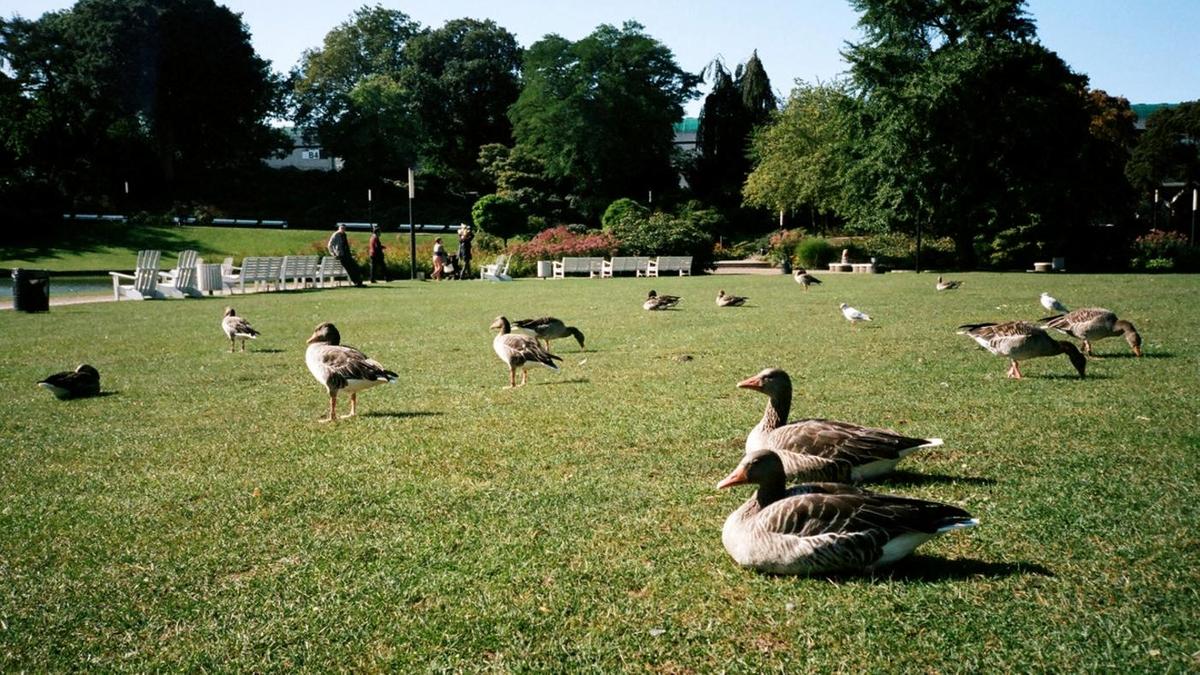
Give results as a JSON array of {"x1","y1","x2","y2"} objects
[{"x1": 877, "y1": 532, "x2": 937, "y2": 565}]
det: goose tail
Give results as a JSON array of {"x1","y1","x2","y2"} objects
[{"x1": 937, "y1": 517, "x2": 980, "y2": 533}]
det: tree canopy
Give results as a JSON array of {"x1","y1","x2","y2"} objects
[{"x1": 1126, "y1": 101, "x2": 1200, "y2": 192}]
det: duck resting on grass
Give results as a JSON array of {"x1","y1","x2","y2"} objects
[
  {"x1": 738, "y1": 368, "x2": 943, "y2": 482},
  {"x1": 491, "y1": 316, "x2": 563, "y2": 387},
  {"x1": 512, "y1": 316, "x2": 585, "y2": 351},
  {"x1": 305, "y1": 322, "x2": 397, "y2": 422},
  {"x1": 1040, "y1": 308, "x2": 1142, "y2": 358},
  {"x1": 716, "y1": 290, "x2": 748, "y2": 307},
  {"x1": 643, "y1": 290, "x2": 681, "y2": 311},
  {"x1": 935, "y1": 276, "x2": 962, "y2": 291},
  {"x1": 221, "y1": 307, "x2": 260, "y2": 352},
  {"x1": 717, "y1": 449, "x2": 978, "y2": 575},
  {"x1": 37, "y1": 364, "x2": 100, "y2": 399},
  {"x1": 793, "y1": 269, "x2": 822, "y2": 291},
  {"x1": 957, "y1": 321, "x2": 1086, "y2": 379}
]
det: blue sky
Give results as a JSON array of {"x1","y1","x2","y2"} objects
[{"x1": 7, "y1": 0, "x2": 1198, "y2": 116}]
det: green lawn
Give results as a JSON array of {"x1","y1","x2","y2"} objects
[{"x1": 1, "y1": 272, "x2": 1197, "y2": 670}]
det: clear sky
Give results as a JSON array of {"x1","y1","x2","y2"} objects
[{"x1": 6, "y1": 0, "x2": 1198, "y2": 116}]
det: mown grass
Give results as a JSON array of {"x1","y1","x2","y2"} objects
[{"x1": 1, "y1": 272, "x2": 1197, "y2": 671}]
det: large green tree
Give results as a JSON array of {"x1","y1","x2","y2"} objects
[
  {"x1": 509, "y1": 22, "x2": 699, "y2": 221},
  {"x1": 1126, "y1": 101, "x2": 1200, "y2": 193}
]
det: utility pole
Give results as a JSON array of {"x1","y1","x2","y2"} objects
[{"x1": 408, "y1": 167, "x2": 416, "y2": 280}]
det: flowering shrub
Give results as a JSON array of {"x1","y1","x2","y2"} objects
[
  {"x1": 1131, "y1": 229, "x2": 1198, "y2": 271},
  {"x1": 510, "y1": 226, "x2": 619, "y2": 260},
  {"x1": 768, "y1": 228, "x2": 806, "y2": 263}
]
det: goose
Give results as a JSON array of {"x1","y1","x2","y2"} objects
[
  {"x1": 305, "y1": 322, "x2": 398, "y2": 422},
  {"x1": 935, "y1": 276, "x2": 962, "y2": 291},
  {"x1": 738, "y1": 368, "x2": 942, "y2": 482},
  {"x1": 37, "y1": 364, "x2": 100, "y2": 399},
  {"x1": 716, "y1": 290, "x2": 748, "y2": 307},
  {"x1": 1040, "y1": 292, "x2": 1068, "y2": 313},
  {"x1": 491, "y1": 316, "x2": 563, "y2": 387},
  {"x1": 512, "y1": 316, "x2": 585, "y2": 351},
  {"x1": 643, "y1": 290, "x2": 680, "y2": 311},
  {"x1": 793, "y1": 269, "x2": 822, "y2": 291},
  {"x1": 1040, "y1": 308, "x2": 1142, "y2": 357},
  {"x1": 840, "y1": 303, "x2": 871, "y2": 324},
  {"x1": 221, "y1": 307, "x2": 260, "y2": 352},
  {"x1": 717, "y1": 449, "x2": 978, "y2": 575},
  {"x1": 957, "y1": 321, "x2": 1086, "y2": 379}
]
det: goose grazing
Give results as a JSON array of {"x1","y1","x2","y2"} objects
[
  {"x1": 738, "y1": 368, "x2": 943, "y2": 482},
  {"x1": 1040, "y1": 292, "x2": 1068, "y2": 313},
  {"x1": 37, "y1": 364, "x2": 100, "y2": 399},
  {"x1": 935, "y1": 275, "x2": 962, "y2": 291},
  {"x1": 512, "y1": 316, "x2": 585, "y2": 351},
  {"x1": 305, "y1": 322, "x2": 398, "y2": 422},
  {"x1": 717, "y1": 449, "x2": 978, "y2": 575},
  {"x1": 1041, "y1": 308, "x2": 1142, "y2": 358},
  {"x1": 643, "y1": 290, "x2": 680, "y2": 311},
  {"x1": 957, "y1": 321, "x2": 1086, "y2": 379},
  {"x1": 839, "y1": 303, "x2": 871, "y2": 325},
  {"x1": 716, "y1": 290, "x2": 748, "y2": 307},
  {"x1": 491, "y1": 316, "x2": 563, "y2": 387},
  {"x1": 221, "y1": 307, "x2": 260, "y2": 352},
  {"x1": 793, "y1": 269, "x2": 822, "y2": 291}
]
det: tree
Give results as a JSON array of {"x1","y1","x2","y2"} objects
[
  {"x1": 1126, "y1": 101, "x2": 1200, "y2": 193},
  {"x1": 471, "y1": 193, "x2": 526, "y2": 245},
  {"x1": 477, "y1": 143, "x2": 569, "y2": 222},
  {"x1": 510, "y1": 22, "x2": 699, "y2": 221}
]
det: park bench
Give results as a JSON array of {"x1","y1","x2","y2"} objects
[
  {"x1": 317, "y1": 256, "x2": 350, "y2": 287},
  {"x1": 552, "y1": 257, "x2": 604, "y2": 278},
  {"x1": 281, "y1": 255, "x2": 320, "y2": 290},
  {"x1": 238, "y1": 256, "x2": 284, "y2": 293},
  {"x1": 645, "y1": 255, "x2": 693, "y2": 277},
  {"x1": 600, "y1": 256, "x2": 649, "y2": 278}
]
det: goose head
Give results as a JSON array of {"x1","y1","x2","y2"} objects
[
  {"x1": 224, "y1": 306, "x2": 236, "y2": 318},
  {"x1": 717, "y1": 448, "x2": 787, "y2": 493},
  {"x1": 1116, "y1": 320, "x2": 1142, "y2": 356},
  {"x1": 490, "y1": 316, "x2": 512, "y2": 334},
  {"x1": 1058, "y1": 341, "x2": 1087, "y2": 378},
  {"x1": 307, "y1": 322, "x2": 341, "y2": 346},
  {"x1": 737, "y1": 368, "x2": 793, "y2": 426},
  {"x1": 647, "y1": 290, "x2": 658, "y2": 299},
  {"x1": 75, "y1": 364, "x2": 99, "y2": 378}
]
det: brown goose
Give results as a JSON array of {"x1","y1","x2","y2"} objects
[
  {"x1": 305, "y1": 322, "x2": 398, "y2": 422},
  {"x1": 491, "y1": 316, "x2": 563, "y2": 387},
  {"x1": 793, "y1": 269, "x2": 822, "y2": 291},
  {"x1": 1041, "y1": 308, "x2": 1142, "y2": 357},
  {"x1": 717, "y1": 449, "x2": 978, "y2": 575},
  {"x1": 37, "y1": 364, "x2": 100, "y2": 399},
  {"x1": 935, "y1": 275, "x2": 962, "y2": 291},
  {"x1": 958, "y1": 321, "x2": 1086, "y2": 378},
  {"x1": 512, "y1": 316, "x2": 585, "y2": 351},
  {"x1": 222, "y1": 307, "x2": 260, "y2": 352},
  {"x1": 643, "y1": 290, "x2": 680, "y2": 311},
  {"x1": 739, "y1": 368, "x2": 942, "y2": 482},
  {"x1": 716, "y1": 290, "x2": 748, "y2": 307}
]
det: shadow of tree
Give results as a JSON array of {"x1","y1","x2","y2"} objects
[{"x1": 0, "y1": 222, "x2": 203, "y2": 267}]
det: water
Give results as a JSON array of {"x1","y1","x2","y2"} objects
[{"x1": 1, "y1": 275, "x2": 112, "y2": 299}]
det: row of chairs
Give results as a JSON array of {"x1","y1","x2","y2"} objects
[
  {"x1": 550, "y1": 255, "x2": 693, "y2": 279},
  {"x1": 109, "y1": 251, "x2": 352, "y2": 300}
]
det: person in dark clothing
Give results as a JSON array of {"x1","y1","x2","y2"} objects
[
  {"x1": 457, "y1": 223, "x2": 474, "y2": 279},
  {"x1": 367, "y1": 225, "x2": 388, "y2": 283},
  {"x1": 328, "y1": 224, "x2": 364, "y2": 287}
]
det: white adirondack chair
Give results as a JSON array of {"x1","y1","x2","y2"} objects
[
  {"x1": 109, "y1": 250, "x2": 165, "y2": 300},
  {"x1": 480, "y1": 254, "x2": 511, "y2": 281},
  {"x1": 159, "y1": 250, "x2": 204, "y2": 298},
  {"x1": 220, "y1": 256, "x2": 240, "y2": 292}
]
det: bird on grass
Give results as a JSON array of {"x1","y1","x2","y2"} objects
[
  {"x1": 717, "y1": 449, "x2": 978, "y2": 575},
  {"x1": 957, "y1": 321, "x2": 1086, "y2": 379},
  {"x1": 644, "y1": 290, "x2": 681, "y2": 311},
  {"x1": 840, "y1": 303, "x2": 872, "y2": 325},
  {"x1": 512, "y1": 316, "x2": 585, "y2": 351},
  {"x1": 716, "y1": 290, "x2": 749, "y2": 307},
  {"x1": 305, "y1": 322, "x2": 397, "y2": 422},
  {"x1": 1040, "y1": 292, "x2": 1068, "y2": 313},
  {"x1": 738, "y1": 368, "x2": 943, "y2": 483},
  {"x1": 1041, "y1": 308, "x2": 1142, "y2": 358},
  {"x1": 37, "y1": 364, "x2": 100, "y2": 399},
  {"x1": 935, "y1": 276, "x2": 962, "y2": 291},
  {"x1": 491, "y1": 316, "x2": 563, "y2": 387},
  {"x1": 221, "y1": 307, "x2": 260, "y2": 352},
  {"x1": 794, "y1": 269, "x2": 822, "y2": 291}
]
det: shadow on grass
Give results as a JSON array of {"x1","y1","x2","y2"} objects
[
  {"x1": 881, "y1": 555, "x2": 1054, "y2": 582},
  {"x1": 361, "y1": 411, "x2": 443, "y2": 419},
  {"x1": 248, "y1": 348, "x2": 286, "y2": 354},
  {"x1": 1, "y1": 223, "x2": 203, "y2": 265},
  {"x1": 538, "y1": 377, "x2": 590, "y2": 386},
  {"x1": 875, "y1": 470, "x2": 996, "y2": 487},
  {"x1": 1091, "y1": 351, "x2": 1171, "y2": 359},
  {"x1": 1038, "y1": 373, "x2": 1110, "y2": 380}
]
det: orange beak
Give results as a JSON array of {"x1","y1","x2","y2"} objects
[
  {"x1": 736, "y1": 376, "x2": 762, "y2": 391},
  {"x1": 1133, "y1": 345, "x2": 1143, "y2": 357},
  {"x1": 306, "y1": 333, "x2": 318, "y2": 344},
  {"x1": 716, "y1": 466, "x2": 749, "y2": 489}
]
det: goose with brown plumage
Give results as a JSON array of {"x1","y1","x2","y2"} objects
[
  {"x1": 305, "y1": 322, "x2": 398, "y2": 422},
  {"x1": 958, "y1": 320, "x2": 1087, "y2": 378},
  {"x1": 793, "y1": 269, "x2": 822, "y2": 291},
  {"x1": 738, "y1": 368, "x2": 942, "y2": 482},
  {"x1": 512, "y1": 316, "x2": 585, "y2": 351},
  {"x1": 1040, "y1": 308, "x2": 1142, "y2": 357},
  {"x1": 491, "y1": 316, "x2": 563, "y2": 387},
  {"x1": 717, "y1": 449, "x2": 978, "y2": 575},
  {"x1": 37, "y1": 364, "x2": 100, "y2": 399},
  {"x1": 935, "y1": 276, "x2": 961, "y2": 291},
  {"x1": 643, "y1": 290, "x2": 680, "y2": 311},
  {"x1": 716, "y1": 290, "x2": 748, "y2": 307},
  {"x1": 221, "y1": 307, "x2": 260, "y2": 352}
]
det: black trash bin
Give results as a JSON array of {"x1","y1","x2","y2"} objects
[{"x1": 12, "y1": 268, "x2": 50, "y2": 312}]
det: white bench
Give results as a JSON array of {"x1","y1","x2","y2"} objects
[
  {"x1": 552, "y1": 257, "x2": 603, "y2": 278},
  {"x1": 645, "y1": 256, "x2": 692, "y2": 277},
  {"x1": 850, "y1": 263, "x2": 875, "y2": 273},
  {"x1": 238, "y1": 256, "x2": 284, "y2": 293},
  {"x1": 600, "y1": 256, "x2": 649, "y2": 277},
  {"x1": 318, "y1": 256, "x2": 350, "y2": 287},
  {"x1": 281, "y1": 255, "x2": 320, "y2": 289}
]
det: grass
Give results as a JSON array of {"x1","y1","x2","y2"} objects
[{"x1": 1, "y1": 272, "x2": 1197, "y2": 671}]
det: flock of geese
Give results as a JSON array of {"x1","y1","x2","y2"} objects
[{"x1": 33, "y1": 273, "x2": 1146, "y2": 576}]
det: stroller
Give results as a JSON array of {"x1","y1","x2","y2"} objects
[{"x1": 445, "y1": 254, "x2": 460, "y2": 280}]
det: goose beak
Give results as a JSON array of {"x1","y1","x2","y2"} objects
[
  {"x1": 305, "y1": 333, "x2": 319, "y2": 344},
  {"x1": 717, "y1": 466, "x2": 749, "y2": 490},
  {"x1": 1133, "y1": 345, "x2": 1143, "y2": 357},
  {"x1": 736, "y1": 375, "x2": 763, "y2": 391}
]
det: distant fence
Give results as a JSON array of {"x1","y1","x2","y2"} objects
[{"x1": 63, "y1": 213, "x2": 457, "y2": 232}]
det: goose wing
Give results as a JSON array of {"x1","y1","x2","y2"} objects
[
  {"x1": 315, "y1": 345, "x2": 397, "y2": 390},
  {"x1": 497, "y1": 333, "x2": 563, "y2": 369},
  {"x1": 512, "y1": 316, "x2": 564, "y2": 337},
  {"x1": 768, "y1": 419, "x2": 932, "y2": 464},
  {"x1": 223, "y1": 315, "x2": 260, "y2": 338},
  {"x1": 1042, "y1": 308, "x2": 1113, "y2": 337},
  {"x1": 38, "y1": 368, "x2": 100, "y2": 398}
]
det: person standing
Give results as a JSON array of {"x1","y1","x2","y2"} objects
[
  {"x1": 432, "y1": 237, "x2": 447, "y2": 280},
  {"x1": 328, "y1": 223, "x2": 364, "y2": 287},
  {"x1": 368, "y1": 225, "x2": 388, "y2": 283},
  {"x1": 457, "y1": 223, "x2": 474, "y2": 279}
]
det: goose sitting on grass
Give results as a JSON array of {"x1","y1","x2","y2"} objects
[
  {"x1": 717, "y1": 449, "x2": 978, "y2": 575},
  {"x1": 512, "y1": 316, "x2": 585, "y2": 351},
  {"x1": 37, "y1": 364, "x2": 100, "y2": 399},
  {"x1": 957, "y1": 321, "x2": 1086, "y2": 379},
  {"x1": 643, "y1": 290, "x2": 680, "y2": 311},
  {"x1": 305, "y1": 322, "x2": 398, "y2": 422},
  {"x1": 221, "y1": 307, "x2": 260, "y2": 352},
  {"x1": 1040, "y1": 308, "x2": 1142, "y2": 358},
  {"x1": 738, "y1": 368, "x2": 943, "y2": 483},
  {"x1": 935, "y1": 276, "x2": 962, "y2": 291},
  {"x1": 716, "y1": 290, "x2": 748, "y2": 307},
  {"x1": 491, "y1": 316, "x2": 563, "y2": 387}
]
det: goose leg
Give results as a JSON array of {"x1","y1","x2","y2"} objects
[
  {"x1": 506, "y1": 366, "x2": 516, "y2": 388},
  {"x1": 230, "y1": 338, "x2": 236, "y2": 353},
  {"x1": 341, "y1": 392, "x2": 357, "y2": 418},
  {"x1": 241, "y1": 338, "x2": 247, "y2": 352},
  {"x1": 520, "y1": 368, "x2": 529, "y2": 386},
  {"x1": 1012, "y1": 361, "x2": 1024, "y2": 379},
  {"x1": 321, "y1": 394, "x2": 337, "y2": 423}
]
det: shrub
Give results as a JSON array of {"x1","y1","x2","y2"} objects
[
  {"x1": 471, "y1": 194, "x2": 527, "y2": 244},
  {"x1": 601, "y1": 198, "x2": 649, "y2": 230},
  {"x1": 793, "y1": 237, "x2": 836, "y2": 268},
  {"x1": 606, "y1": 207, "x2": 715, "y2": 271},
  {"x1": 1131, "y1": 229, "x2": 1199, "y2": 271},
  {"x1": 506, "y1": 226, "x2": 621, "y2": 278},
  {"x1": 767, "y1": 229, "x2": 806, "y2": 264}
]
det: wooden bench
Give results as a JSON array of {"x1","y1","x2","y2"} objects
[
  {"x1": 645, "y1": 256, "x2": 693, "y2": 277},
  {"x1": 600, "y1": 256, "x2": 649, "y2": 277},
  {"x1": 552, "y1": 257, "x2": 603, "y2": 278},
  {"x1": 238, "y1": 256, "x2": 284, "y2": 293},
  {"x1": 317, "y1": 256, "x2": 350, "y2": 287},
  {"x1": 281, "y1": 255, "x2": 320, "y2": 289}
]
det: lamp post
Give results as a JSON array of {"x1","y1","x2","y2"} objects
[
  {"x1": 367, "y1": 187, "x2": 373, "y2": 229},
  {"x1": 407, "y1": 167, "x2": 416, "y2": 280},
  {"x1": 1152, "y1": 189, "x2": 1158, "y2": 230},
  {"x1": 1192, "y1": 188, "x2": 1197, "y2": 246}
]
